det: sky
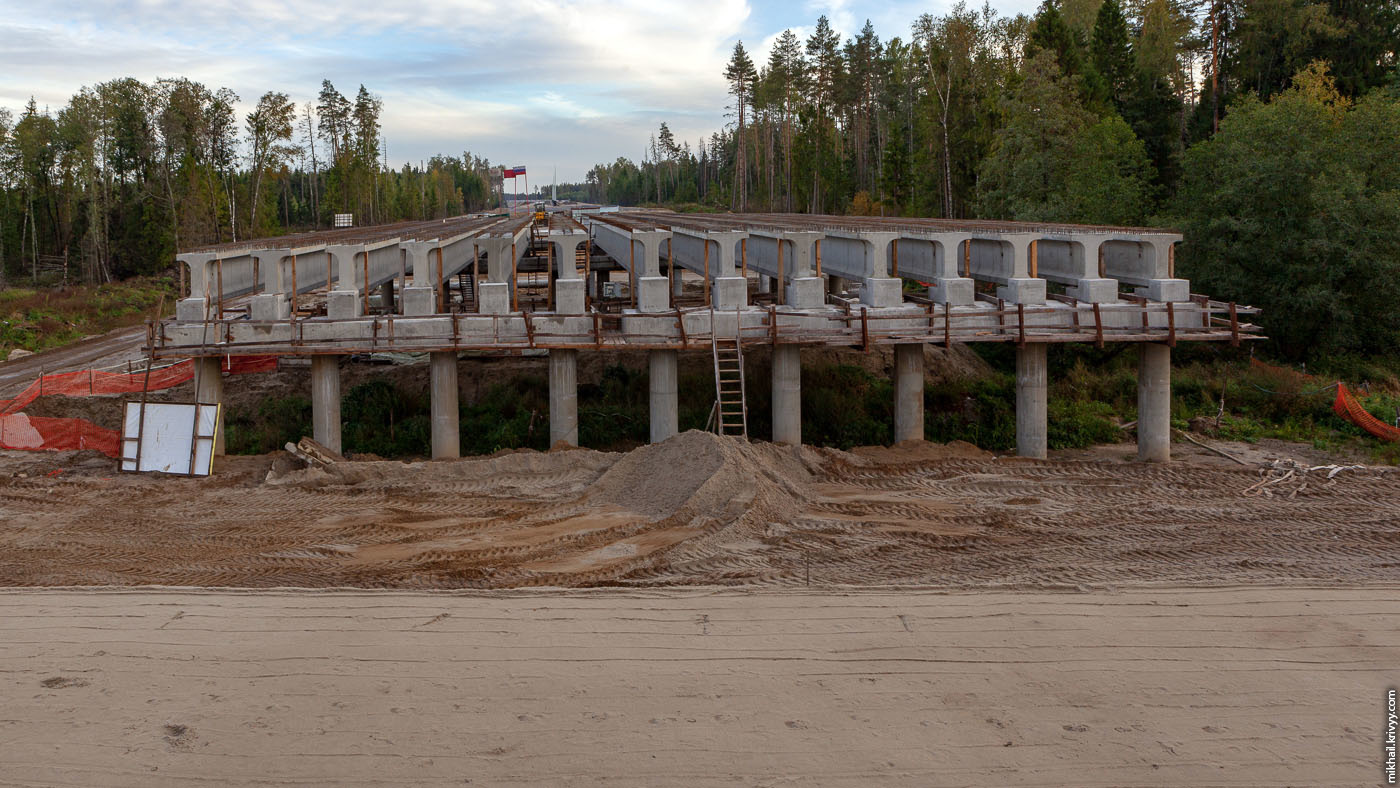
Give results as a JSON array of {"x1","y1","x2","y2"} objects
[{"x1": 1, "y1": 0, "x2": 1040, "y2": 183}]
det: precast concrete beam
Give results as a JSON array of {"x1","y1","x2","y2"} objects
[
  {"x1": 891, "y1": 233, "x2": 974, "y2": 306},
  {"x1": 742, "y1": 230, "x2": 823, "y2": 307},
  {"x1": 963, "y1": 233, "x2": 1045, "y2": 305},
  {"x1": 1100, "y1": 234, "x2": 1189, "y2": 301}
]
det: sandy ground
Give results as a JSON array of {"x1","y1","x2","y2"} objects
[
  {"x1": 1, "y1": 431, "x2": 1396, "y2": 589},
  {"x1": 0, "y1": 586, "x2": 1395, "y2": 787}
]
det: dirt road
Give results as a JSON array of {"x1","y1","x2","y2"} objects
[
  {"x1": 1, "y1": 586, "x2": 1394, "y2": 787},
  {"x1": 1, "y1": 431, "x2": 1396, "y2": 589}
]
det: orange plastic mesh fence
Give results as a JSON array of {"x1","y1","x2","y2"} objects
[
  {"x1": 1333, "y1": 383, "x2": 1400, "y2": 443},
  {"x1": 0, "y1": 355, "x2": 277, "y2": 458},
  {"x1": 0, "y1": 356, "x2": 277, "y2": 416}
]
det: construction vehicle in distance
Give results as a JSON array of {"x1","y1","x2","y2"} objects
[{"x1": 533, "y1": 202, "x2": 547, "y2": 225}]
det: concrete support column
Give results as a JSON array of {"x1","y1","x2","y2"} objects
[
  {"x1": 430, "y1": 351, "x2": 460, "y2": 459},
  {"x1": 549, "y1": 349, "x2": 579, "y2": 447},
  {"x1": 378, "y1": 280, "x2": 395, "y2": 313},
  {"x1": 671, "y1": 268, "x2": 684, "y2": 299},
  {"x1": 649, "y1": 350, "x2": 678, "y2": 444},
  {"x1": 194, "y1": 356, "x2": 224, "y2": 456},
  {"x1": 893, "y1": 344, "x2": 924, "y2": 444},
  {"x1": 827, "y1": 276, "x2": 846, "y2": 296},
  {"x1": 757, "y1": 275, "x2": 771, "y2": 295},
  {"x1": 772, "y1": 345, "x2": 802, "y2": 445},
  {"x1": 311, "y1": 355, "x2": 341, "y2": 455},
  {"x1": 1015, "y1": 343, "x2": 1048, "y2": 459},
  {"x1": 1137, "y1": 343, "x2": 1171, "y2": 462}
]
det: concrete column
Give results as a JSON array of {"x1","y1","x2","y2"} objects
[
  {"x1": 430, "y1": 351, "x2": 460, "y2": 459},
  {"x1": 549, "y1": 349, "x2": 579, "y2": 447},
  {"x1": 827, "y1": 276, "x2": 846, "y2": 296},
  {"x1": 194, "y1": 356, "x2": 224, "y2": 456},
  {"x1": 893, "y1": 344, "x2": 924, "y2": 444},
  {"x1": 378, "y1": 280, "x2": 395, "y2": 313},
  {"x1": 649, "y1": 350, "x2": 678, "y2": 444},
  {"x1": 1137, "y1": 343, "x2": 1171, "y2": 462},
  {"x1": 311, "y1": 355, "x2": 341, "y2": 455},
  {"x1": 671, "y1": 267, "x2": 684, "y2": 298},
  {"x1": 757, "y1": 275, "x2": 771, "y2": 295},
  {"x1": 772, "y1": 345, "x2": 802, "y2": 445},
  {"x1": 1015, "y1": 343, "x2": 1048, "y2": 459}
]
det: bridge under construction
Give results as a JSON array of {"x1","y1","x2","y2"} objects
[{"x1": 160, "y1": 208, "x2": 1259, "y2": 462}]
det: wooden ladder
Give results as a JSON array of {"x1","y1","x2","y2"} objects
[{"x1": 711, "y1": 314, "x2": 748, "y2": 438}]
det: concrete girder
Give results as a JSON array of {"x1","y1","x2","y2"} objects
[
  {"x1": 815, "y1": 230, "x2": 902, "y2": 308},
  {"x1": 744, "y1": 230, "x2": 824, "y2": 308},
  {"x1": 586, "y1": 220, "x2": 671, "y2": 312},
  {"x1": 886, "y1": 232, "x2": 974, "y2": 306},
  {"x1": 664, "y1": 229, "x2": 749, "y2": 309}
]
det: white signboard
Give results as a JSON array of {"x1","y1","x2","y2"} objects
[
  {"x1": 121, "y1": 402, "x2": 220, "y2": 476},
  {"x1": 333, "y1": 213, "x2": 354, "y2": 228}
]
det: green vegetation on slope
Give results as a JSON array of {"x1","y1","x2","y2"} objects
[{"x1": 0, "y1": 277, "x2": 175, "y2": 359}]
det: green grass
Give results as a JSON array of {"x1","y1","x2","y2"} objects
[{"x1": 0, "y1": 277, "x2": 177, "y2": 359}]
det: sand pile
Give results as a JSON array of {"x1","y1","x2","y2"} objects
[{"x1": 588, "y1": 430, "x2": 815, "y2": 522}]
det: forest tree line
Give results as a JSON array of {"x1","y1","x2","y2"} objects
[
  {"x1": 0, "y1": 79, "x2": 500, "y2": 283},
  {"x1": 577, "y1": 0, "x2": 1398, "y2": 360}
]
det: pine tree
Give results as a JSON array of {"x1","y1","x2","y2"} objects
[{"x1": 723, "y1": 41, "x2": 757, "y2": 211}]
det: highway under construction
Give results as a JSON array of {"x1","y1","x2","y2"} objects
[{"x1": 163, "y1": 206, "x2": 1258, "y2": 461}]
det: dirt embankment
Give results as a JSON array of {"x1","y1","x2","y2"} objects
[{"x1": 1, "y1": 430, "x2": 1396, "y2": 589}]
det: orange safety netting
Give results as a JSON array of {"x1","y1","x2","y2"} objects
[
  {"x1": 0, "y1": 412, "x2": 120, "y2": 456},
  {"x1": 1333, "y1": 383, "x2": 1400, "y2": 443},
  {"x1": 0, "y1": 355, "x2": 277, "y2": 458},
  {"x1": 0, "y1": 355, "x2": 277, "y2": 416}
]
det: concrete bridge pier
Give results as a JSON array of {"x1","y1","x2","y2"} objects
[
  {"x1": 1015, "y1": 343, "x2": 1048, "y2": 459},
  {"x1": 311, "y1": 355, "x2": 342, "y2": 455},
  {"x1": 1137, "y1": 343, "x2": 1171, "y2": 462},
  {"x1": 893, "y1": 344, "x2": 924, "y2": 443},
  {"x1": 430, "y1": 351, "x2": 460, "y2": 459},
  {"x1": 378, "y1": 280, "x2": 395, "y2": 313},
  {"x1": 772, "y1": 344, "x2": 802, "y2": 445},
  {"x1": 827, "y1": 276, "x2": 846, "y2": 297},
  {"x1": 194, "y1": 356, "x2": 224, "y2": 456},
  {"x1": 550, "y1": 349, "x2": 579, "y2": 447},
  {"x1": 649, "y1": 350, "x2": 679, "y2": 444}
]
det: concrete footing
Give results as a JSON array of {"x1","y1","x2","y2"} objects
[
  {"x1": 772, "y1": 345, "x2": 801, "y2": 445},
  {"x1": 430, "y1": 351, "x2": 459, "y2": 459},
  {"x1": 1015, "y1": 343, "x2": 1048, "y2": 459},
  {"x1": 893, "y1": 344, "x2": 923, "y2": 443},
  {"x1": 1137, "y1": 343, "x2": 1171, "y2": 462},
  {"x1": 649, "y1": 350, "x2": 678, "y2": 444},
  {"x1": 549, "y1": 349, "x2": 578, "y2": 447},
  {"x1": 311, "y1": 355, "x2": 342, "y2": 455},
  {"x1": 195, "y1": 357, "x2": 224, "y2": 456}
]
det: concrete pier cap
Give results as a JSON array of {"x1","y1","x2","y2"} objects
[{"x1": 855, "y1": 230, "x2": 903, "y2": 308}]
